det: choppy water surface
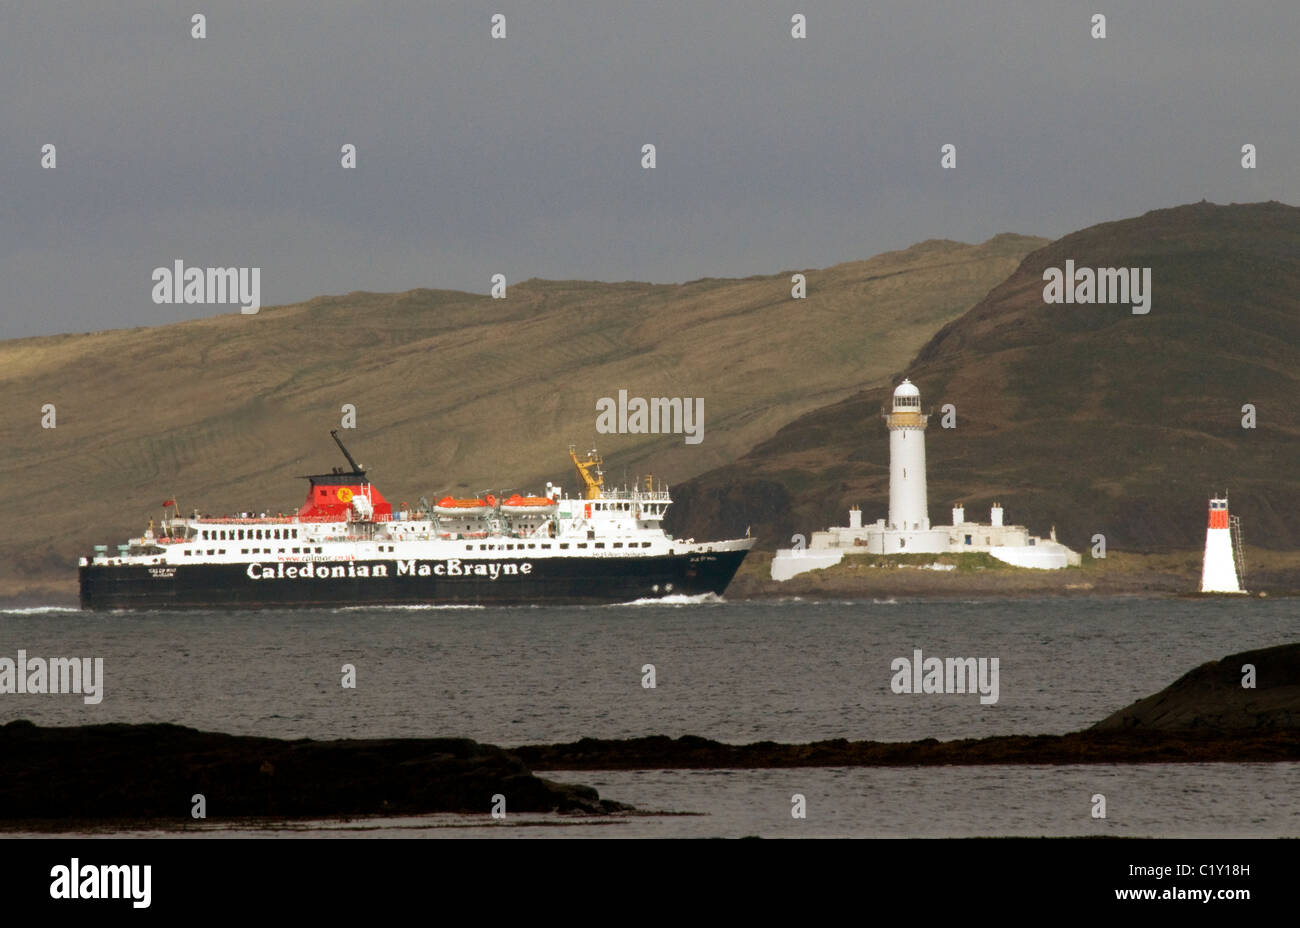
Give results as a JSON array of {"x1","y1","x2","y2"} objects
[{"x1": 2, "y1": 596, "x2": 1296, "y2": 837}]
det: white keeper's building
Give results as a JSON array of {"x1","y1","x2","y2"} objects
[{"x1": 771, "y1": 379, "x2": 1081, "y2": 581}]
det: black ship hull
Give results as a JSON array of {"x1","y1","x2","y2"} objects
[{"x1": 78, "y1": 550, "x2": 751, "y2": 610}]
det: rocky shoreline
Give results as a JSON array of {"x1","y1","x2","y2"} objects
[
  {"x1": 2, "y1": 643, "x2": 1296, "y2": 827},
  {"x1": 0, "y1": 722, "x2": 625, "y2": 824},
  {"x1": 520, "y1": 643, "x2": 1300, "y2": 768},
  {"x1": 515, "y1": 727, "x2": 1300, "y2": 770}
]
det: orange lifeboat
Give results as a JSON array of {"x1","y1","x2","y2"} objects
[
  {"x1": 433, "y1": 496, "x2": 493, "y2": 518},
  {"x1": 501, "y1": 494, "x2": 558, "y2": 516}
]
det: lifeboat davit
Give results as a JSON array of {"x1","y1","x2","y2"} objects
[
  {"x1": 501, "y1": 494, "x2": 558, "y2": 516},
  {"x1": 433, "y1": 496, "x2": 493, "y2": 518}
]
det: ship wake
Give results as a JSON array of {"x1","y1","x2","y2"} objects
[{"x1": 615, "y1": 592, "x2": 726, "y2": 607}]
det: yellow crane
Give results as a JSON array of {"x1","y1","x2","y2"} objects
[{"x1": 568, "y1": 445, "x2": 605, "y2": 500}]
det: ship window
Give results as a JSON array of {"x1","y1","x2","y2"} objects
[
  {"x1": 219, "y1": 549, "x2": 226, "y2": 554},
  {"x1": 595, "y1": 543, "x2": 605, "y2": 549},
  {"x1": 292, "y1": 547, "x2": 298, "y2": 553},
  {"x1": 541, "y1": 544, "x2": 550, "y2": 549},
  {"x1": 237, "y1": 530, "x2": 244, "y2": 540},
  {"x1": 964, "y1": 535, "x2": 971, "y2": 545},
  {"x1": 315, "y1": 547, "x2": 322, "y2": 553},
  {"x1": 480, "y1": 545, "x2": 487, "y2": 550},
  {"x1": 185, "y1": 550, "x2": 192, "y2": 556},
  {"x1": 642, "y1": 542, "x2": 651, "y2": 548},
  {"x1": 292, "y1": 529, "x2": 298, "y2": 538},
  {"x1": 560, "y1": 544, "x2": 569, "y2": 549},
  {"x1": 278, "y1": 548, "x2": 284, "y2": 553},
  {"x1": 578, "y1": 543, "x2": 588, "y2": 549},
  {"x1": 241, "y1": 548, "x2": 248, "y2": 554},
  {"x1": 466, "y1": 545, "x2": 473, "y2": 551},
  {"x1": 528, "y1": 544, "x2": 535, "y2": 549},
  {"x1": 207, "y1": 549, "x2": 215, "y2": 555},
  {"x1": 613, "y1": 542, "x2": 623, "y2": 548}
]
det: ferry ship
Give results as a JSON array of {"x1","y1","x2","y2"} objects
[{"x1": 78, "y1": 433, "x2": 755, "y2": 609}]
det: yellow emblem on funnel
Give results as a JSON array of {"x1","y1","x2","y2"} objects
[{"x1": 336, "y1": 487, "x2": 354, "y2": 503}]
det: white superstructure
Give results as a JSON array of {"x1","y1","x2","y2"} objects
[{"x1": 81, "y1": 446, "x2": 753, "y2": 575}]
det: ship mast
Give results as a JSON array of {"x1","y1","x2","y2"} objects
[
  {"x1": 331, "y1": 429, "x2": 364, "y2": 475},
  {"x1": 568, "y1": 445, "x2": 604, "y2": 500}
]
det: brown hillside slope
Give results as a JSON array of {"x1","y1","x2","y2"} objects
[
  {"x1": 0, "y1": 235, "x2": 1044, "y2": 598},
  {"x1": 668, "y1": 201, "x2": 1300, "y2": 555}
]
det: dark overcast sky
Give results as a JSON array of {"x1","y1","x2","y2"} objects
[{"x1": 2, "y1": 1, "x2": 1295, "y2": 338}]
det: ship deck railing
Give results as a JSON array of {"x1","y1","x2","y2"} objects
[{"x1": 183, "y1": 513, "x2": 395, "y2": 524}]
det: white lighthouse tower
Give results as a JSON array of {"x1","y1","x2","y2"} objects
[
  {"x1": 886, "y1": 379, "x2": 929, "y2": 531},
  {"x1": 767, "y1": 375, "x2": 1084, "y2": 578},
  {"x1": 1199, "y1": 495, "x2": 1245, "y2": 594}
]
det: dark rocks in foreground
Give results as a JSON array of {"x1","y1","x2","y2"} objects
[
  {"x1": 1091, "y1": 642, "x2": 1300, "y2": 731},
  {"x1": 0, "y1": 721, "x2": 624, "y2": 821},
  {"x1": 4, "y1": 642, "x2": 1298, "y2": 824},
  {"x1": 515, "y1": 728, "x2": 1300, "y2": 771},
  {"x1": 518, "y1": 641, "x2": 1300, "y2": 771}
]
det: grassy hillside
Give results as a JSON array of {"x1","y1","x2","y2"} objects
[
  {"x1": 668, "y1": 201, "x2": 1300, "y2": 557},
  {"x1": 0, "y1": 234, "x2": 1044, "y2": 598}
]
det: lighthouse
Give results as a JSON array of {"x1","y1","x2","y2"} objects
[
  {"x1": 886, "y1": 379, "x2": 929, "y2": 531},
  {"x1": 768, "y1": 375, "x2": 1084, "y2": 578},
  {"x1": 1199, "y1": 495, "x2": 1245, "y2": 594}
]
